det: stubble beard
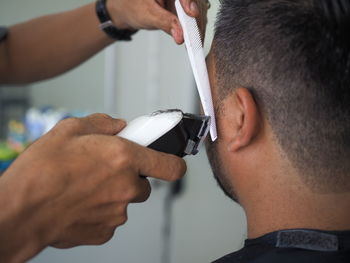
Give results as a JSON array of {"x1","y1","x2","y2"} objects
[{"x1": 205, "y1": 137, "x2": 240, "y2": 203}]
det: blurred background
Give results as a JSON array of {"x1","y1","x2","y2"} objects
[{"x1": 0, "y1": 0, "x2": 246, "y2": 262}]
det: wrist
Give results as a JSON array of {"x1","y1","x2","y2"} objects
[
  {"x1": 105, "y1": 0, "x2": 131, "y2": 29},
  {"x1": 0, "y1": 174, "x2": 48, "y2": 262},
  {"x1": 96, "y1": 0, "x2": 138, "y2": 41}
]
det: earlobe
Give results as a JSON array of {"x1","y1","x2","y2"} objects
[{"x1": 229, "y1": 88, "x2": 260, "y2": 152}]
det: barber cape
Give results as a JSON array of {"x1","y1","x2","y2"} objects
[{"x1": 214, "y1": 229, "x2": 350, "y2": 263}]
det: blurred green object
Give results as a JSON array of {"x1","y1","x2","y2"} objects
[{"x1": 0, "y1": 143, "x2": 19, "y2": 161}]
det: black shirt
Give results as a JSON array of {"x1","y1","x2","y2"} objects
[{"x1": 214, "y1": 229, "x2": 350, "y2": 263}]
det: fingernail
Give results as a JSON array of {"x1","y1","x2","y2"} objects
[{"x1": 190, "y1": 1, "x2": 198, "y2": 14}]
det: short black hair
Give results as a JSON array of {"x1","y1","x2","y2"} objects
[{"x1": 213, "y1": 0, "x2": 350, "y2": 193}]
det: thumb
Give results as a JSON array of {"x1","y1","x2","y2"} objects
[
  {"x1": 152, "y1": 4, "x2": 184, "y2": 44},
  {"x1": 81, "y1": 114, "x2": 127, "y2": 136},
  {"x1": 180, "y1": 0, "x2": 199, "y2": 17}
]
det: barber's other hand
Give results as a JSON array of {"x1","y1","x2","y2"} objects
[
  {"x1": 0, "y1": 114, "x2": 186, "y2": 262},
  {"x1": 106, "y1": 0, "x2": 208, "y2": 44}
]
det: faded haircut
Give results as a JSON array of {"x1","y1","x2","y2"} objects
[{"x1": 213, "y1": 0, "x2": 350, "y2": 193}]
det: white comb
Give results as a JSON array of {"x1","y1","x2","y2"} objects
[{"x1": 175, "y1": 0, "x2": 217, "y2": 141}]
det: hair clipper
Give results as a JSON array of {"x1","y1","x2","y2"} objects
[{"x1": 117, "y1": 109, "x2": 210, "y2": 157}]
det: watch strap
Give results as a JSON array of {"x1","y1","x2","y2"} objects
[{"x1": 95, "y1": 0, "x2": 138, "y2": 41}]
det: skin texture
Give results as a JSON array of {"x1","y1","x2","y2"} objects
[
  {"x1": 0, "y1": 1, "x2": 208, "y2": 262},
  {"x1": 206, "y1": 49, "x2": 350, "y2": 240},
  {"x1": 0, "y1": 0, "x2": 203, "y2": 84}
]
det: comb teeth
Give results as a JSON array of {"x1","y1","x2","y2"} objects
[
  {"x1": 182, "y1": 12, "x2": 203, "y2": 50},
  {"x1": 175, "y1": 0, "x2": 218, "y2": 141}
]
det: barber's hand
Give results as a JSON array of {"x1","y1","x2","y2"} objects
[
  {"x1": 164, "y1": 0, "x2": 209, "y2": 41},
  {"x1": 106, "y1": 0, "x2": 209, "y2": 44},
  {"x1": 0, "y1": 114, "x2": 186, "y2": 262}
]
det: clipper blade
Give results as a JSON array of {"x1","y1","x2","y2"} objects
[{"x1": 175, "y1": 0, "x2": 217, "y2": 141}]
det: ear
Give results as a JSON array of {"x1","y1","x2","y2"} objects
[{"x1": 229, "y1": 88, "x2": 260, "y2": 152}]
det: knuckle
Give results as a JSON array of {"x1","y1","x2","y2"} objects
[
  {"x1": 112, "y1": 205, "x2": 128, "y2": 226},
  {"x1": 110, "y1": 183, "x2": 138, "y2": 203},
  {"x1": 112, "y1": 186, "x2": 136, "y2": 203},
  {"x1": 118, "y1": 214, "x2": 128, "y2": 226},
  {"x1": 126, "y1": 180, "x2": 152, "y2": 203},
  {"x1": 56, "y1": 117, "x2": 82, "y2": 132},
  {"x1": 95, "y1": 231, "x2": 114, "y2": 245},
  {"x1": 88, "y1": 113, "x2": 113, "y2": 125},
  {"x1": 111, "y1": 152, "x2": 131, "y2": 171},
  {"x1": 103, "y1": 206, "x2": 128, "y2": 228},
  {"x1": 114, "y1": 139, "x2": 128, "y2": 155},
  {"x1": 141, "y1": 180, "x2": 152, "y2": 202},
  {"x1": 90, "y1": 113, "x2": 112, "y2": 120},
  {"x1": 86, "y1": 113, "x2": 114, "y2": 131},
  {"x1": 121, "y1": 186, "x2": 138, "y2": 201},
  {"x1": 110, "y1": 143, "x2": 133, "y2": 169},
  {"x1": 139, "y1": 191, "x2": 151, "y2": 203}
]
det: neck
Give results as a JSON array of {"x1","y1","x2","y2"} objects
[
  {"x1": 243, "y1": 177, "x2": 350, "y2": 239},
  {"x1": 230, "y1": 124, "x2": 350, "y2": 239}
]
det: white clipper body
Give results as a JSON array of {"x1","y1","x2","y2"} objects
[{"x1": 117, "y1": 110, "x2": 210, "y2": 157}]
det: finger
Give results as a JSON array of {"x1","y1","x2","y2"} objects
[
  {"x1": 51, "y1": 223, "x2": 115, "y2": 248},
  {"x1": 105, "y1": 136, "x2": 186, "y2": 181},
  {"x1": 148, "y1": 2, "x2": 183, "y2": 44},
  {"x1": 132, "y1": 177, "x2": 152, "y2": 203},
  {"x1": 75, "y1": 203, "x2": 127, "y2": 226},
  {"x1": 130, "y1": 142, "x2": 187, "y2": 181},
  {"x1": 81, "y1": 113, "x2": 127, "y2": 136},
  {"x1": 151, "y1": 3, "x2": 178, "y2": 33},
  {"x1": 172, "y1": 20, "x2": 184, "y2": 44},
  {"x1": 180, "y1": 0, "x2": 199, "y2": 17}
]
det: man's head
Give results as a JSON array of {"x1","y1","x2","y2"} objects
[{"x1": 206, "y1": 0, "x2": 350, "y2": 204}]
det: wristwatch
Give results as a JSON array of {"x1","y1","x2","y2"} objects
[
  {"x1": 95, "y1": 0, "x2": 138, "y2": 41},
  {"x1": 0, "y1": 27, "x2": 8, "y2": 42}
]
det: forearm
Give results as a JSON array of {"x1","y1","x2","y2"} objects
[{"x1": 0, "y1": 3, "x2": 113, "y2": 85}]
